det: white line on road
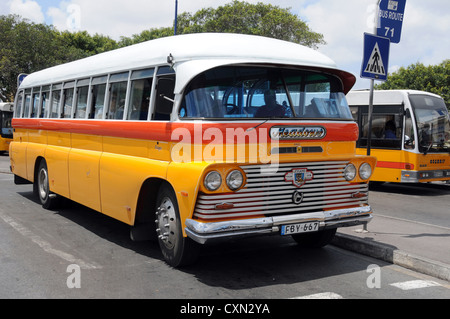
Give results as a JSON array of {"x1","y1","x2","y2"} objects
[
  {"x1": 0, "y1": 210, "x2": 102, "y2": 270},
  {"x1": 390, "y1": 280, "x2": 441, "y2": 290},
  {"x1": 292, "y1": 292, "x2": 343, "y2": 299}
]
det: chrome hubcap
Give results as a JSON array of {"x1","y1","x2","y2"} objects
[
  {"x1": 38, "y1": 168, "x2": 48, "y2": 200},
  {"x1": 155, "y1": 197, "x2": 178, "y2": 250}
]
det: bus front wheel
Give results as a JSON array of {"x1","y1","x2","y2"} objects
[
  {"x1": 36, "y1": 160, "x2": 59, "y2": 210},
  {"x1": 155, "y1": 184, "x2": 200, "y2": 267}
]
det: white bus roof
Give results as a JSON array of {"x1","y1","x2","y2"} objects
[
  {"x1": 0, "y1": 103, "x2": 14, "y2": 112},
  {"x1": 19, "y1": 33, "x2": 355, "y2": 94},
  {"x1": 347, "y1": 90, "x2": 443, "y2": 106}
]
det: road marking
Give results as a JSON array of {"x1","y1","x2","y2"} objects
[
  {"x1": 0, "y1": 210, "x2": 102, "y2": 270},
  {"x1": 390, "y1": 280, "x2": 441, "y2": 290},
  {"x1": 292, "y1": 292, "x2": 343, "y2": 299}
]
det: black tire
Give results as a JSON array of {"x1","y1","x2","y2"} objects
[
  {"x1": 155, "y1": 184, "x2": 200, "y2": 267},
  {"x1": 35, "y1": 160, "x2": 59, "y2": 210},
  {"x1": 291, "y1": 228, "x2": 337, "y2": 248}
]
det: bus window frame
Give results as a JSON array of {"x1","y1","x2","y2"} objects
[
  {"x1": 352, "y1": 104, "x2": 404, "y2": 150},
  {"x1": 126, "y1": 68, "x2": 155, "y2": 121},
  {"x1": 106, "y1": 72, "x2": 130, "y2": 120},
  {"x1": 74, "y1": 78, "x2": 91, "y2": 119}
]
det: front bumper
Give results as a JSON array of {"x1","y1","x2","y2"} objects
[
  {"x1": 185, "y1": 206, "x2": 372, "y2": 244},
  {"x1": 401, "y1": 170, "x2": 450, "y2": 183}
]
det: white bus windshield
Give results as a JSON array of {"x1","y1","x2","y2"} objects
[
  {"x1": 180, "y1": 66, "x2": 353, "y2": 120},
  {"x1": 410, "y1": 94, "x2": 450, "y2": 153}
]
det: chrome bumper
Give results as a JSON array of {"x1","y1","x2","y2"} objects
[{"x1": 185, "y1": 206, "x2": 373, "y2": 244}]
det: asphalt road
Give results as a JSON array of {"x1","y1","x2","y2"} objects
[{"x1": 0, "y1": 154, "x2": 449, "y2": 301}]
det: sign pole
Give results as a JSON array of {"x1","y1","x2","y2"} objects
[
  {"x1": 174, "y1": 0, "x2": 178, "y2": 35},
  {"x1": 367, "y1": 0, "x2": 380, "y2": 157}
]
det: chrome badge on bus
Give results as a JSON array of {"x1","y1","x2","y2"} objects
[
  {"x1": 270, "y1": 126, "x2": 327, "y2": 140},
  {"x1": 285, "y1": 168, "x2": 314, "y2": 188}
]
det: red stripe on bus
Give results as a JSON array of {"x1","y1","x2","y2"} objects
[
  {"x1": 377, "y1": 161, "x2": 414, "y2": 170},
  {"x1": 12, "y1": 119, "x2": 359, "y2": 143}
]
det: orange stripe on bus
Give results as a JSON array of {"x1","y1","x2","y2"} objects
[{"x1": 12, "y1": 119, "x2": 359, "y2": 143}]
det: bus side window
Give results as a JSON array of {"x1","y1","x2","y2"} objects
[
  {"x1": 75, "y1": 86, "x2": 89, "y2": 119},
  {"x1": 15, "y1": 91, "x2": 23, "y2": 118},
  {"x1": 127, "y1": 78, "x2": 152, "y2": 120},
  {"x1": 404, "y1": 108, "x2": 415, "y2": 149},
  {"x1": 23, "y1": 91, "x2": 31, "y2": 118},
  {"x1": 50, "y1": 86, "x2": 62, "y2": 118},
  {"x1": 62, "y1": 83, "x2": 75, "y2": 118},
  {"x1": 154, "y1": 77, "x2": 175, "y2": 121},
  {"x1": 31, "y1": 91, "x2": 40, "y2": 118}
]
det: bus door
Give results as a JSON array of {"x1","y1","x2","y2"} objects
[{"x1": 352, "y1": 104, "x2": 404, "y2": 182}]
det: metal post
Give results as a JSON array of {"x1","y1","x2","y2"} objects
[
  {"x1": 367, "y1": 0, "x2": 381, "y2": 158},
  {"x1": 174, "y1": 0, "x2": 178, "y2": 35}
]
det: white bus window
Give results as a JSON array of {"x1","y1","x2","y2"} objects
[
  {"x1": 75, "y1": 86, "x2": 89, "y2": 119},
  {"x1": 107, "y1": 72, "x2": 129, "y2": 120},
  {"x1": 108, "y1": 82, "x2": 127, "y2": 120},
  {"x1": 90, "y1": 84, "x2": 106, "y2": 119},
  {"x1": 41, "y1": 86, "x2": 50, "y2": 118},
  {"x1": 127, "y1": 78, "x2": 152, "y2": 120},
  {"x1": 31, "y1": 91, "x2": 40, "y2": 118},
  {"x1": 50, "y1": 85, "x2": 62, "y2": 118},
  {"x1": 62, "y1": 88, "x2": 74, "y2": 118},
  {"x1": 15, "y1": 91, "x2": 23, "y2": 118},
  {"x1": 23, "y1": 91, "x2": 31, "y2": 118}
]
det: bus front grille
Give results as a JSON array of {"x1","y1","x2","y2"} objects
[{"x1": 194, "y1": 161, "x2": 369, "y2": 220}]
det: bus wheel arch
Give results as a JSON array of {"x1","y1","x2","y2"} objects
[
  {"x1": 132, "y1": 178, "x2": 201, "y2": 267},
  {"x1": 34, "y1": 157, "x2": 60, "y2": 210}
]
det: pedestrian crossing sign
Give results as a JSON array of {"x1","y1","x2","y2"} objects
[{"x1": 361, "y1": 33, "x2": 390, "y2": 81}]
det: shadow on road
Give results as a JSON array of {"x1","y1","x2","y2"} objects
[
  {"x1": 369, "y1": 182, "x2": 450, "y2": 196},
  {"x1": 14, "y1": 189, "x2": 386, "y2": 291}
]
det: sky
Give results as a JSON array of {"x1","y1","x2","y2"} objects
[{"x1": 2, "y1": 0, "x2": 449, "y2": 90}]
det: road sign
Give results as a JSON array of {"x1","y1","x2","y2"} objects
[
  {"x1": 361, "y1": 33, "x2": 390, "y2": 81},
  {"x1": 377, "y1": 0, "x2": 407, "y2": 44}
]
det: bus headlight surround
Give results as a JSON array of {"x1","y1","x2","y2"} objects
[
  {"x1": 344, "y1": 164, "x2": 357, "y2": 181},
  {"x1": 226, "y1": 170, "x2": 244, "y2": 191},
  {"x1": 359, "y1": 163, "x2": 373, "y2": 180},
  {"x1": 204, "y1": 171, "x2": 222, "y2": 191}
]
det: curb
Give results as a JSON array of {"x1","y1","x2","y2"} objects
[{"x1": 332, "y1": 233, "x2": 450, "y2": 282}]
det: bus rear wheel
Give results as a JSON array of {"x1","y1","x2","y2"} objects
[
  {"x1": 36, "y1": 160, "x2": 59, "y2": 210},
  {"x1": 155, "y1": 184, "x2": 200, "y2": 267}
]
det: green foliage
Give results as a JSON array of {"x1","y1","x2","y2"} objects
[
  {"x1": 0, "y1": 15, "x2": 118, "y2": 101},
  {"x1": 121, "y1": 1, "x2": 325, "y2": 48},
  {"x1": 376, "y1": 60, "x2": 450, "y2": 109}
]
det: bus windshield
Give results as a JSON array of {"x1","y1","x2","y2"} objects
[
  {"x1": 409, "y1": 94, "x2": 450, "y2": 153},
  {"x1": 180, "y1": 66, "x2": 353, "y2": 120}
]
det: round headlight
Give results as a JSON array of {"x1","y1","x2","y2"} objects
[
  {"x1": 359, "y1": 163, "x2": 373, "y2": 180},
  {"x1": 204, "y1": 171, "x2": 222, "y2": 191},
  {"x1": 344, "y1": 164, "x2": 357, "y2": 181},
  {"x1": 226, "y1": 170, "x2": 244, "y2": 190}
]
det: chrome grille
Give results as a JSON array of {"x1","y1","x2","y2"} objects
[{"x1": 194, "y1": 161, "x2": 369, "y2": 220}]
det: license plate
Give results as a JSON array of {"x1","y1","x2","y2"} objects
[{"x1": 281, "y1": 222, "x2": 319, "y2": 236}]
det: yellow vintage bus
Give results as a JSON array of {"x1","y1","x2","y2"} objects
[
  {"x1": 10, "y1": 33, "x2": 376, "y2": 267},
  {"x1": 347, "y1": 90, "x2": 450, "y2": 184},
  {"x1": 0, "y1": 102, "x2": 14, "y2": 154}
]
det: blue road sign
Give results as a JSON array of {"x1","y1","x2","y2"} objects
[
  {"x1": 377, "y1": 0, "x2": 407, "y2": 44},
  {"x1": 361, "y1": 33, "x2": 390, "y2": 81}
]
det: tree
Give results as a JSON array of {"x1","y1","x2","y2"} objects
[
  {"x1": 0, "y1": 15, "x2": 118, "y2": 102},
  {"x1": 376, "y1": 60, "x2": 450, "y2": 109},
  {"x1": 121, "y1": 1, "x2": 325, "y2": 49}
]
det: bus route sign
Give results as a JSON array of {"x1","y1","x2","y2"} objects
[{"x1": 377, "y1": 0, "x2": 407, "y2": 44}]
